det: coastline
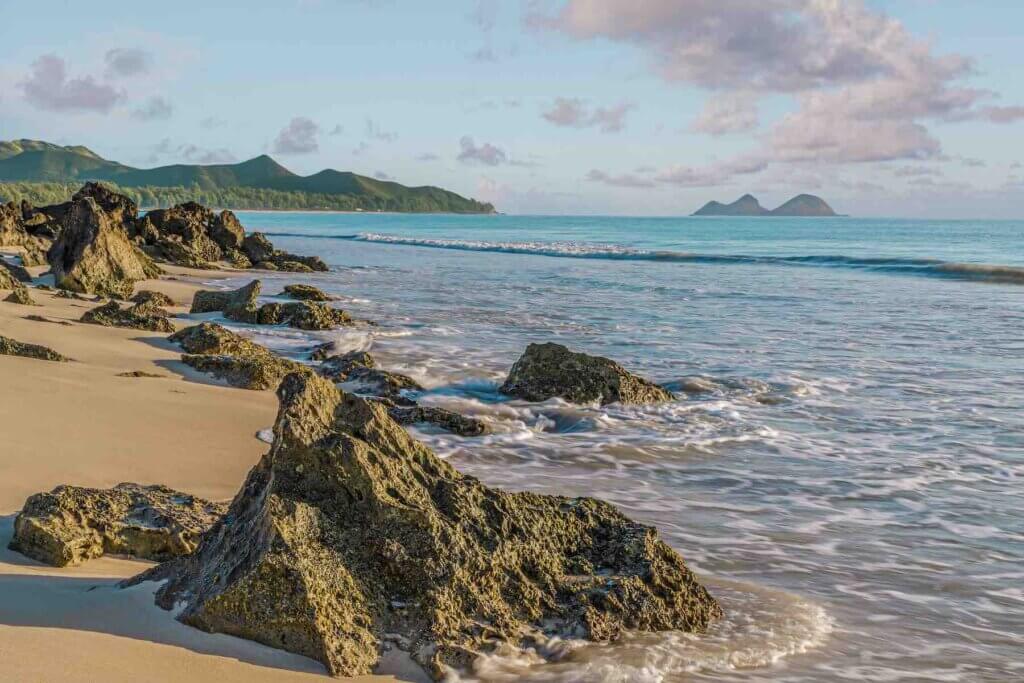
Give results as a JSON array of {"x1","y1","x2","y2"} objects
[{"x1": 0, "y1": 258, "x2": 405, "y2": 682}]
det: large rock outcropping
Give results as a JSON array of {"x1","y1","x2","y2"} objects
[
  {"x1": 127, "y1": 373, "x2": 720, "y2": 679},
  {"x1": 500, "y1": 342, "x2": 675, "y2": 405},
  {"x1": 9, "y1": 483, "x2": 226, "y2": 567},
  {"x1": 47, "y1": 197, "x2": 153, "y2": 298}
]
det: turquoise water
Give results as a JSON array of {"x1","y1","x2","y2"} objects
[{"x1": 225, "y1": 213, "x2": 1024, "y2": 681}]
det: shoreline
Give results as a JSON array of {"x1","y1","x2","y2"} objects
[{"x1": 0, "y1": 258, "x2": 405, "y2": 682}]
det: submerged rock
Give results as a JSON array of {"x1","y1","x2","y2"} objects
[
  {"x1": 47, "y1": 197, "x2": 151, "y2": 298},
  {"x1": 500, "y1": 342, "x2": 675, "y2": 405},
  {"x1": 256, "y1": 300, "x2": 352, "y2": 330},
  {"x1": 0, "y1": 335, "x2": 70, "y2": 362},
  {"x1": 190, "y1": 279, "x2": 262, "y2": 323},
  {"x1": 127, "y1": 373, "x2": 720, "y2": 679},
  {"x1": 283, "y1": 283, "x2": 335, "y2": 301},
  {"x1": 81, "y1": 300, "x2": 175, "y2": 333},
  {"x1": 8, "y1": 483, "x2": 226, "y2": 567},
  {"x1": 388, "y1": 404, "x2": 489, "y2": 437},
  {"x1": 131, "y1": 289, "x2": 175, "y2": 307}
]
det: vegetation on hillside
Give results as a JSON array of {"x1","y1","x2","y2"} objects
[{"x1": 0, "y1": 181, "x2": 495, "y2": 213}]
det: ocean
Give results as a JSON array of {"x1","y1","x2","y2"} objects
[{"x1": 225, "y1": 213, "x2": 1023, "y2": 682}]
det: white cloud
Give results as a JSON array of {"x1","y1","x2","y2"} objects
[
  {"x1": 272, "y1": 117, "x2": 320, "y2": 154},
  {"x1": 19, "y1": 54, "x2": 123, "y2": 113},
  {"x1": 691, "y1": 92, "x2": 758, "y2": 136},
  {"x1": 457, "y1": 136, "x2": 507, "y2": 166},
  {"x1": 104, "y1": 48, "x2": 152, "y2": 78},
  {"x1": 132, "y1": 95, "x2": 173, "y2": 121},
  {"x1": 542, "y1": 97, "x2": 633, "y2": 133}
]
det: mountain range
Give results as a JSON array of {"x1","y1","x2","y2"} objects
[
  {"x1": 0, "y1": 139, "x2": 495, "y2": 213},
  {"x1": 693, "y1": 193, "x2": 838, "y2": 217}
]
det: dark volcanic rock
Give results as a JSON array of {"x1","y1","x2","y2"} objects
[
  {"x1": 81, "y1": 300, "x2": 175, "y2": 333},
  {"x1": 73, "y1": 182, "x2": 138, "y2": 225},
  {"x1": 0, "y1": 335, "x2": 70, "y2": 362},
  {"x1": 256, "y1": 300, "x2": 352, "y2": 330},
  {"x1": 241, "y1": 232, "x2": 275, "y2": 263},
  {"x1": 0, "y1": 201, "x2": 28, "y2": 247},
  {"x1": 48, "y1": 197, "x2": 151, "y2": 298},
  {"x1": 131, "y1": 289, "x2": 175, "y2": 307},
  {"x1": 190, "y1": 280, "x2": 261, "y2": 323},
  {"x1": 0, "y1": 258, "x2": 32, "y2": 284},
  {"x1": 9, "y1": 483, "x2": 226, "y2": 567},
  {"x1": 127, "y1": 373, "x2": 720, "y2": 679},
  {"x1": 134, "y1": 202, "x2": 223, "y2": 267},
  {"x1": 283, "y1": 283, "x2": 334, "y2": 301},
  {"x1": 318, "y1": 350, "x2": 421, "y2": 405},
  {"x1": 209, "y1": 210, "x2": 245, "y2": 251},
  {"x1": 388, "y1": 405, "x2": 489, "y2": 437},
  {"x1": 500, "y1": 343, "x2": 675, "y2": 405},
  {"x1": 170, "y1": 321, "x2": 268, "y2": 357}
]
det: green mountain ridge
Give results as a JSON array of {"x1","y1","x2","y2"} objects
[{"x1": 0, "y1": 139, "x2": 495, "y2": 213}]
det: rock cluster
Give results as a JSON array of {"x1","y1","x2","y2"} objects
[
  {"x1": 8, "y1": 483, "x2": 226, "y2": 567},
  {"x1": 127, "y1": 373, "x2": 720, "y2": 679},
  {"x1": 170, "y1": 322, "x2": 311, "y2": 390},
  {"x1": 256, "y1": 300, "x2": 352, "y2": 330},
  {"x1": 81, "y1": 299, "x2": 175, "y2": 333},
  {"x1": 317, "y1": 350, "x2": 421, "y2": 404},
  {"x1": 131, "y1": 289, "x2": 175, "y2": 307},
  {"x1": 0, "y1": 335, "x2": 70, "y2": 362},
  {"x1": 500, "y1": 342, "x2": 675, "y2": 405}
]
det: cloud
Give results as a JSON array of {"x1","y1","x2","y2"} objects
[
  {"x1": 542, "y1": 97, "x2": 633, "y2": 132},
  {"x1": 374, "y1": 171, "x2": 393, "y2": 180},
  {"x1": 19, "y1": 54, "x2": 123, "y2": 113},
  {"x1": 654, "y1": 157, "x2": 768, "y2": 187},
  {"x1": 959, "y1": 156, "x2": 986, "y2": 168},
  {"x1": 691, "y1": 92, "x2": 758, "y2": 136},
  {"x1": 585, "y1": 169, "x2": 655, "y2": 188},
  {"x1": 329, "y1": 124, "x2": 344, "y2": 135},
  {"x1": 365, "y1": 118, "x2": 397, "y2": 142},
  {"x1": 457, "y1": 136, "x2": 507, "y2": 166},
  {"x1": 104, "y1": 48, "x2": 152, "y2": 78},
  {"x1": 352, "y1": 141, "x2": 370, "y2": 156},
  {"x1": 272, "y1": 117, "x2": 320, "y2": 154},
  {"x1": 535, "y1": 1, "x2": 1023, "y2": 169},
  {"x1": 892, "y1": 165, "x2": 942, "y2": 177},
  {"x1": 415, "y1": 152, "x2": 440, "y2": 162},
  {"x1": 132, "y1": 95, "x2": 173, "y2": 121},
  {"x1": 200, "y1": 116, "x2": 227, "y2": 129},
  {"x1": 178, "y1": 144, "x2": 235, "y2": 164}
]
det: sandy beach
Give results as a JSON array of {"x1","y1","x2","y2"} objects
[{"x1": 0, "y1": 260, "x2": 404, "y2": 682}]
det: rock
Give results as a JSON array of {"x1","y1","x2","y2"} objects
[
  {"x1": 56, "y1": 289, "x2": 95, "y2": 301},
  {"x1": 0, "y1": 335, "x2": 70, "y2": 362},
  {"x1": 8, "y1": 483, "x2": 226, "y2": 567},
  {"x1": 117, "y1": 370, "x2": 166, "y2": 378},
  {"x1": 190, "y1": 280, "x2": 262, "y2": 323},
  {"x1": 319, "y1": 349, "x2": 375, "y2": 373},
  {"x1": 273, "y1": 252, "x2": 328, "y2": 272},
  {"x1": 317, "y1": 351, "x2": 421, "y2": 405},
  {"x1": 0, "y1": 265, "x2": 22, "y2": 291},
  {"x1": 283, "y1": 284, "x2": 334, "y2": 301},
  {"x1": 169, "y1": 321, "x2": 268, "y2": 357},
  {"x1": 254, "y1": 260, "x2": 278, "y2": 270},
  {"x1": 127, "y1": 373, "x2": 721, "y2": 679},
  {"x1": 4, "y1": 284, "x2": 39, "y2": 306},
  {"x1": 256, "y1": 301, "x2": 352, "y2": 330},
  {"x1": 48, "y1": 197, "x2": 150, "y2": 298},
  {"x1": 678, "y1": 377, "x2": 718, "y2": 394},
  {"x1": 500, "y1": 343, "x2": 675, "y2": 406},
  {"x1": 73, "y1": 182, "x2": 138, "y2": 225},
  {"x1": 209, "y1": 210, "x2": 245, "y2": 251},
  {"x1": 0, "y1": 258, "x2": 32, "y2": 283},
  {"x1": 181, "y1": 353, "x2": 309, "y2": 391},
  {"x1": 20, "y1": 239, "x2": 51, "y2": 267},
  {"x1": 131, "y1": 290, "x2": 175, "y2": 307},
  {"x1": 273, "y1": 260, "x2": 314, "y2": 273},
  {"x1": 169, "y1": 322, "x2": 311, "y2": 390},
  {"x1": 241, "y1": 232, "x2": 275, "y2": 263},
  {"x1": 388, "y1": 405, "x2": 489, "y2": 437},
  {"x1": 0, "y1": 201, "x2": 28, "y2": 247},
  {"x1": 81, "y1": 300, "x2": 175, "y2": 333},
  {"x1": 226, "y1": 250, "x2": 253, "y2": 269},
  {"x1": 134, "y1": 202, "x2": 223, "y2": 266}
]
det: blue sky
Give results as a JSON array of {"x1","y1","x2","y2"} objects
[{"x1": 2, "y1": 0, "x2": 1023, "y2": 217}]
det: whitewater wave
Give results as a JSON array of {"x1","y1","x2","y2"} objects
[{"x1": 261, "y1": 231, "x2": 1024, "y2": 284}]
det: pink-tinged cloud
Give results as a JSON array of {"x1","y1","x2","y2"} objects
[
  {"x1": 457, "y1": 136, "x2": 507, "y2": 165},
  {"x1": 542, "y1": 97, "x2": 633, "y2": 133},
  {"x1": 691, "y1": 93, "x2": 759, "y2": 136},
  {"x1": 20, "y1": 54, "x2": 124, "y2": 113}
]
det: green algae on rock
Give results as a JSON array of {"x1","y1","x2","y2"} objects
[
  {"x1": 500, "y1": 342, "x2": 675, "y2": 405},
  {"x1": 131, "y1": 289, "x2": 175, "y2": 307},
  {"x1": 126, "y1": 372, "x2": 721, "y2": 679},
  {"x1": 9, "y1": 483, "x2": 226, "y2": 567},
  {"x1": 0, "y1": 335, "x2": 70, "y2": 362},
  {"x1": 282, "y1": 283, "x2": 335, "y2": 301},
  {"x1": 256, "y1": 300, "x2": 353, "y2": 330},
  {"x1": 170, "y1": 322, "x2": 312, "y2": 390},
  {"x1": 190, "y1": 279, "x2": 262, "y2": 323}
]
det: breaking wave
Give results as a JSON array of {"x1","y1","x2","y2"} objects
[{"x1": 261, "y1": 232, "x2": 1024, "y2": 284}]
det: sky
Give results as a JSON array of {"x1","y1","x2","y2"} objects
[{"x1": 1, "y1": 0, "x2": 1023, "y2": 218}]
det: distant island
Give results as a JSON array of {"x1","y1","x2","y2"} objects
[
  {"x1": 0, "y1": 139, "x2": 495, "y2": 213},
  {"x1": 693, "y1": 193, "x2": 838, "y2": 217}
]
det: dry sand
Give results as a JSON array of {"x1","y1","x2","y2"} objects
[{"x1": 0, "y1": 262, "x2": 409, "y2": 682}]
